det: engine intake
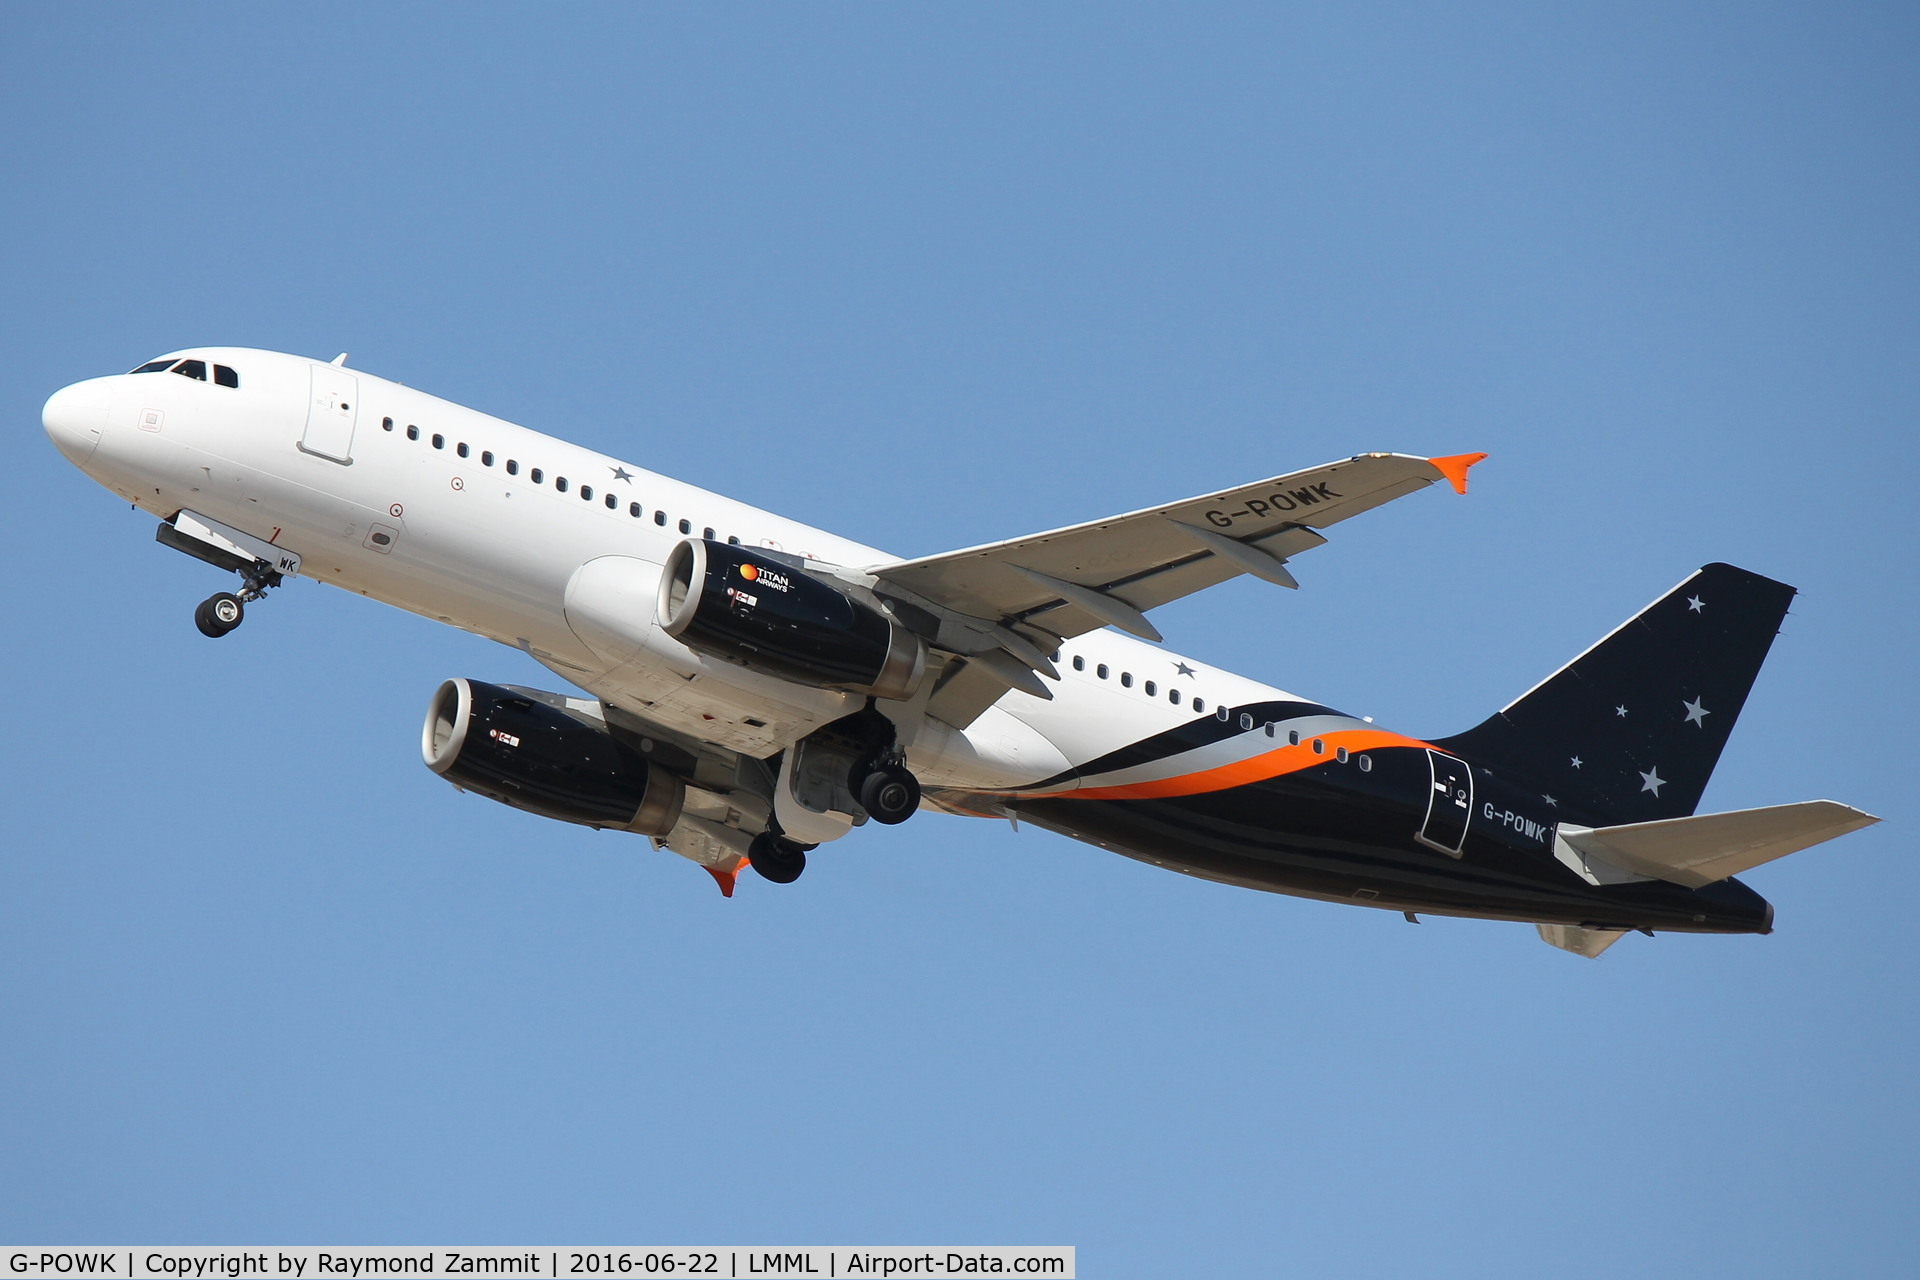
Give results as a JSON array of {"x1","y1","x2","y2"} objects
[
  {"x1": 421, "y1": 678, "x2": 683, "y2": 835},
  {"x1": 657, "y1": 539, "x2": 925, "y2": 700}
]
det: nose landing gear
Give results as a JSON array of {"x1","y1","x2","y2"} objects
[
  {"x1": 156, "y1": 512, "x2": 297, "y2": 640},
  {"x1": 192, "y1": 562, "x2": 280, "y2": 639},
  {"x1": 194, "y1": 592, "x2": 245, "y2": 638}
]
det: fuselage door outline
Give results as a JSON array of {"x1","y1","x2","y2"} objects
[
  {"x1": 1418, "y1": 748, "x2": 1473, "y2": 857},
  {"x1": 300, "y1": 363, "x2": 358, "y2": 464}
]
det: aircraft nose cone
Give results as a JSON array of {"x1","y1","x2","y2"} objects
[{"x1": 43, "y1": 378, "x2": 108, "y2": 466}]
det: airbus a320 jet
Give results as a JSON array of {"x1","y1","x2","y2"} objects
[{"x1": 42, "y1": 348, "x2": 1878, "y2": 956}]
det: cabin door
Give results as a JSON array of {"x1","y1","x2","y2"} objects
[
  {"x1": 1418, "y1": 750, "x2": 1474, "y2": 857},
  {"x1": 301, "y1": 364, "x2": 358, "y2": 463}
]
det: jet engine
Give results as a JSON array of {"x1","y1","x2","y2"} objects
[
  {"x1": 421, "y1": 678, "x2": 683, "y2": 835},
  {"x1": 657, "y1": 538, "x2": 926, "y2": 700}
]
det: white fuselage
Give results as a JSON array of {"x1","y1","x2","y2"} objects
[{"x1": 45, "y1": 347, "x2": 1313, "y2": 804}]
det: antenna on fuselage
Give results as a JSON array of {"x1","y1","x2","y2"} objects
[{"x1": 330, "y1": 353, "x2": 348, "y2": 366}]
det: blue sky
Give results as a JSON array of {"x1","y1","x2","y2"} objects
[{"x1": 3, "y1": 4, "x2": 1916, "y2": 1274}]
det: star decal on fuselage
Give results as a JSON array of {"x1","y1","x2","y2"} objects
[
  {"x1": 1615, "y1": 705, "x2": 1629, "y2": 717},
  {"x1": 1639, "y1": 767, "x2": 1666, "y2": 796},
  {"x1": 1570, "y1": 756, "x2": 1582, "y2": 769},
  {"x1": 1173, "y1": 662, "x2": 1195, "y2": 677},
  {"x1": 1542, "y1": 794, "x2": 1558, "y2": 807},
  {"x1": 610, "y1": 466, "x2": 633, "y2": 483},
  {"x1": 1687, "y1": 595, "x2": 1706, "y2": 613},
  {"x1": 1683, "y1": 696, "x2": 1710, "y2": 726}
]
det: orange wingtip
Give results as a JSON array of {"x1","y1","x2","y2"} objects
[
  {"x1": 703, "y1": 857, "x2": 748, "y2": 898},
  {"x1": 1428, "y1": 452, "x2": 1489, "y2": 495}
]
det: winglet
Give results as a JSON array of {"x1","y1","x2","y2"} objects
[
  {"x1": 703, "y1": 857, "x2": 747, "y2": 898},
  {"x1": 1428, "y1": 452, "x2": 1488, "y2": 495}
]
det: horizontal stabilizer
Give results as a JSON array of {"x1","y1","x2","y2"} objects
[
  {"x1": 1536, "y1": 923, "x2": 1628, "y2": 958},
  {"x1": 1558, "y1": 801, "x2": 1879, "y2": 889}
]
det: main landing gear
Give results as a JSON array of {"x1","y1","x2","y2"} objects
[
  {"x1": 856, "y1": 761, "x2": 921, "y2": 826},
  {"x1": 749, "y1": 707, "x2": 924, "y2": 886},
  {"x1": 748, "y1": 831, "x2": 815, "y2": 884},
  {"x1": 193, "y1": 563, "x2": 280, "y2": 639}
]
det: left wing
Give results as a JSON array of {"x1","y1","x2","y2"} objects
[{"x1": 869, "y1": 452, "x2": 1484, "y2": 728}]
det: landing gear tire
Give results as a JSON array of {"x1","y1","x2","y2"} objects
[
  {"x1": 748, "y1": 832, "x2": 810, "y2": 884},
  {"x1": 859, "y1": 765, "x2": 921, "y2": 826},
  {"x1": 194, "y1": 592, "x2": 244, "y2": 638}
]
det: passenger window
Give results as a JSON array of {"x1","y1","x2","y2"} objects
[
  {"x1": 1264, "y1": 722, "x2": 1275, "y2": 737},
  {"x1": 581, "y1": 485, "x2": 593, "y2": 500},
  {"x1": 382, "y1": 417, "x2": 394, "y2": 432},
  {"x1": 1072, "y1": 656, "x2": 1085, "y2": 672},
  {"x1": 1096, "y1": 664, "x2": 1109, "y2": 680},
  {"x1": 629, "y1": 502, "x2": 642, "y2": 518},
  {"x1": 506, "y1": 459, "x2": 519, "y2": 475},
  {"x1": 1311, "y1": 738, "x2": 1325, "y2": 754},
  {"x1": 1240, "y1": 713, "x2": 1254, "y2": 730},
  {"x1": 482, "y1": 451, "x2": 494, "y2": 466},
  {"x1": 214, "y1": 365, "x2": 239, "y2": 388},
  {"x1": 1144, "y1": 680, "x2": 1156, "y2": 696},
  {"x1": 172, "y1": 360, "x2": 207, "y2": 381},
  {"x1": 457, "y1": 442, "x2": 470, "y2": 458},
  {"x1": 432, "y1": 434, "x2": 445, "y2": 449},
  {"x1": 1217, "y1": 706, "x2": 1231, "y2": 722},
  {"x1": 531, "y1": 468, "x2": 544, "y2": 484},
  {"x1": 1121, "y1": 672, "x2": 1133, "y2": 688},
  {"x1": 556, "y1": 477, "x2": 569, "y2": 493},
  {"x1": 654, "y1": 511, "x2": 667, "y2": 526},
  {"x1": 704, "y1": 527, "x2": 715, "y2": 540},
  {"x1": 1336, "y1": 746, "x2": 1350, "y2": 763},
  {"x1": 1358, "y1": 754, "x2": 1373, "y2": 772},
  {"x1": 131, "y1": 359, "x2": 175, "y2": 374},
  {"x1": 1193, "y1": 698, "x2": 1205, "y2": 714},
  {"x1": 1169, "y1": 689, "x2": 1181, "y2": 705},
  {"x1": 407, "y1": 425, "x2": 419, "y2": 441},
  {"x1": 605, "y1": 493, "x2": 617, "y2": 509},
  {"x1": 728, "y1": 535, "x2": 741, "y2": 545},
  {"x1": 678, "y1": 519, "x2": 691, "y2": 534},
  {"x1": 1289, "y1": 730, "x2": 1300, "y2": 745}
]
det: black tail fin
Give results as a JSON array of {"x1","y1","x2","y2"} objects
[{"x1": 1434, "y1": 564, "x2": 1796, "y2": 826}]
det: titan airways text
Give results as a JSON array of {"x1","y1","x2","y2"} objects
[{"x1": 42, "y1": 348, "x2": 1878, "y2": 956}]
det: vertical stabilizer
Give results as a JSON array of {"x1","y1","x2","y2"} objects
[{"x1": 1436, "y1": 564, "x2": 1796, "y2": 826}]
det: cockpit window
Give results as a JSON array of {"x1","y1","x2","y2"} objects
[
  {"x1": 172, "y1": 359, "x2": 207, "y2": 381},
  {"x1": 214, "y1": 364, "x2": 239, "y2": 388},
  {"x1": 130, "y1": 359, "x2": 176, "y2": 374}
]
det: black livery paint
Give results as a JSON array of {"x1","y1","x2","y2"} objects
[{"x1": 939, "y1": 565, "x2": 1794, "y2": 935}]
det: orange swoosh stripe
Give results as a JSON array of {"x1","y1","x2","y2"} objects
[{"x1": 1025, "y1": 728, "x2": 1435, "y2": 801}]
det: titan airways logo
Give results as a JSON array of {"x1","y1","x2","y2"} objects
[
  {"x1": 1205, "y1": 482, "x2": 1340, "y2": 528},
  {"x1": 738, "y1": 562, "x2": 792, "y2": 593}
]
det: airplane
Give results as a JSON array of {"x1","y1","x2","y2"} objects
[{"x1": 41, "y1": 347, "x2": 1878, "y2": 957}]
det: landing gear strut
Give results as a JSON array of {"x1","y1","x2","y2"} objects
[
  {"x1": 748, "y1": 831, "x2": 814, "y2": 884},
  {"x1": 193, "y1": 563, "x2": 279, "y2": 639}
]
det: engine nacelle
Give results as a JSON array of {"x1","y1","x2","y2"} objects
[
  {"x1": 421, "y1": 678, "x2": 683, "y2": 835},
  {"x1": 657, "y1": 538, "x2": 926, "y2": 701}
]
